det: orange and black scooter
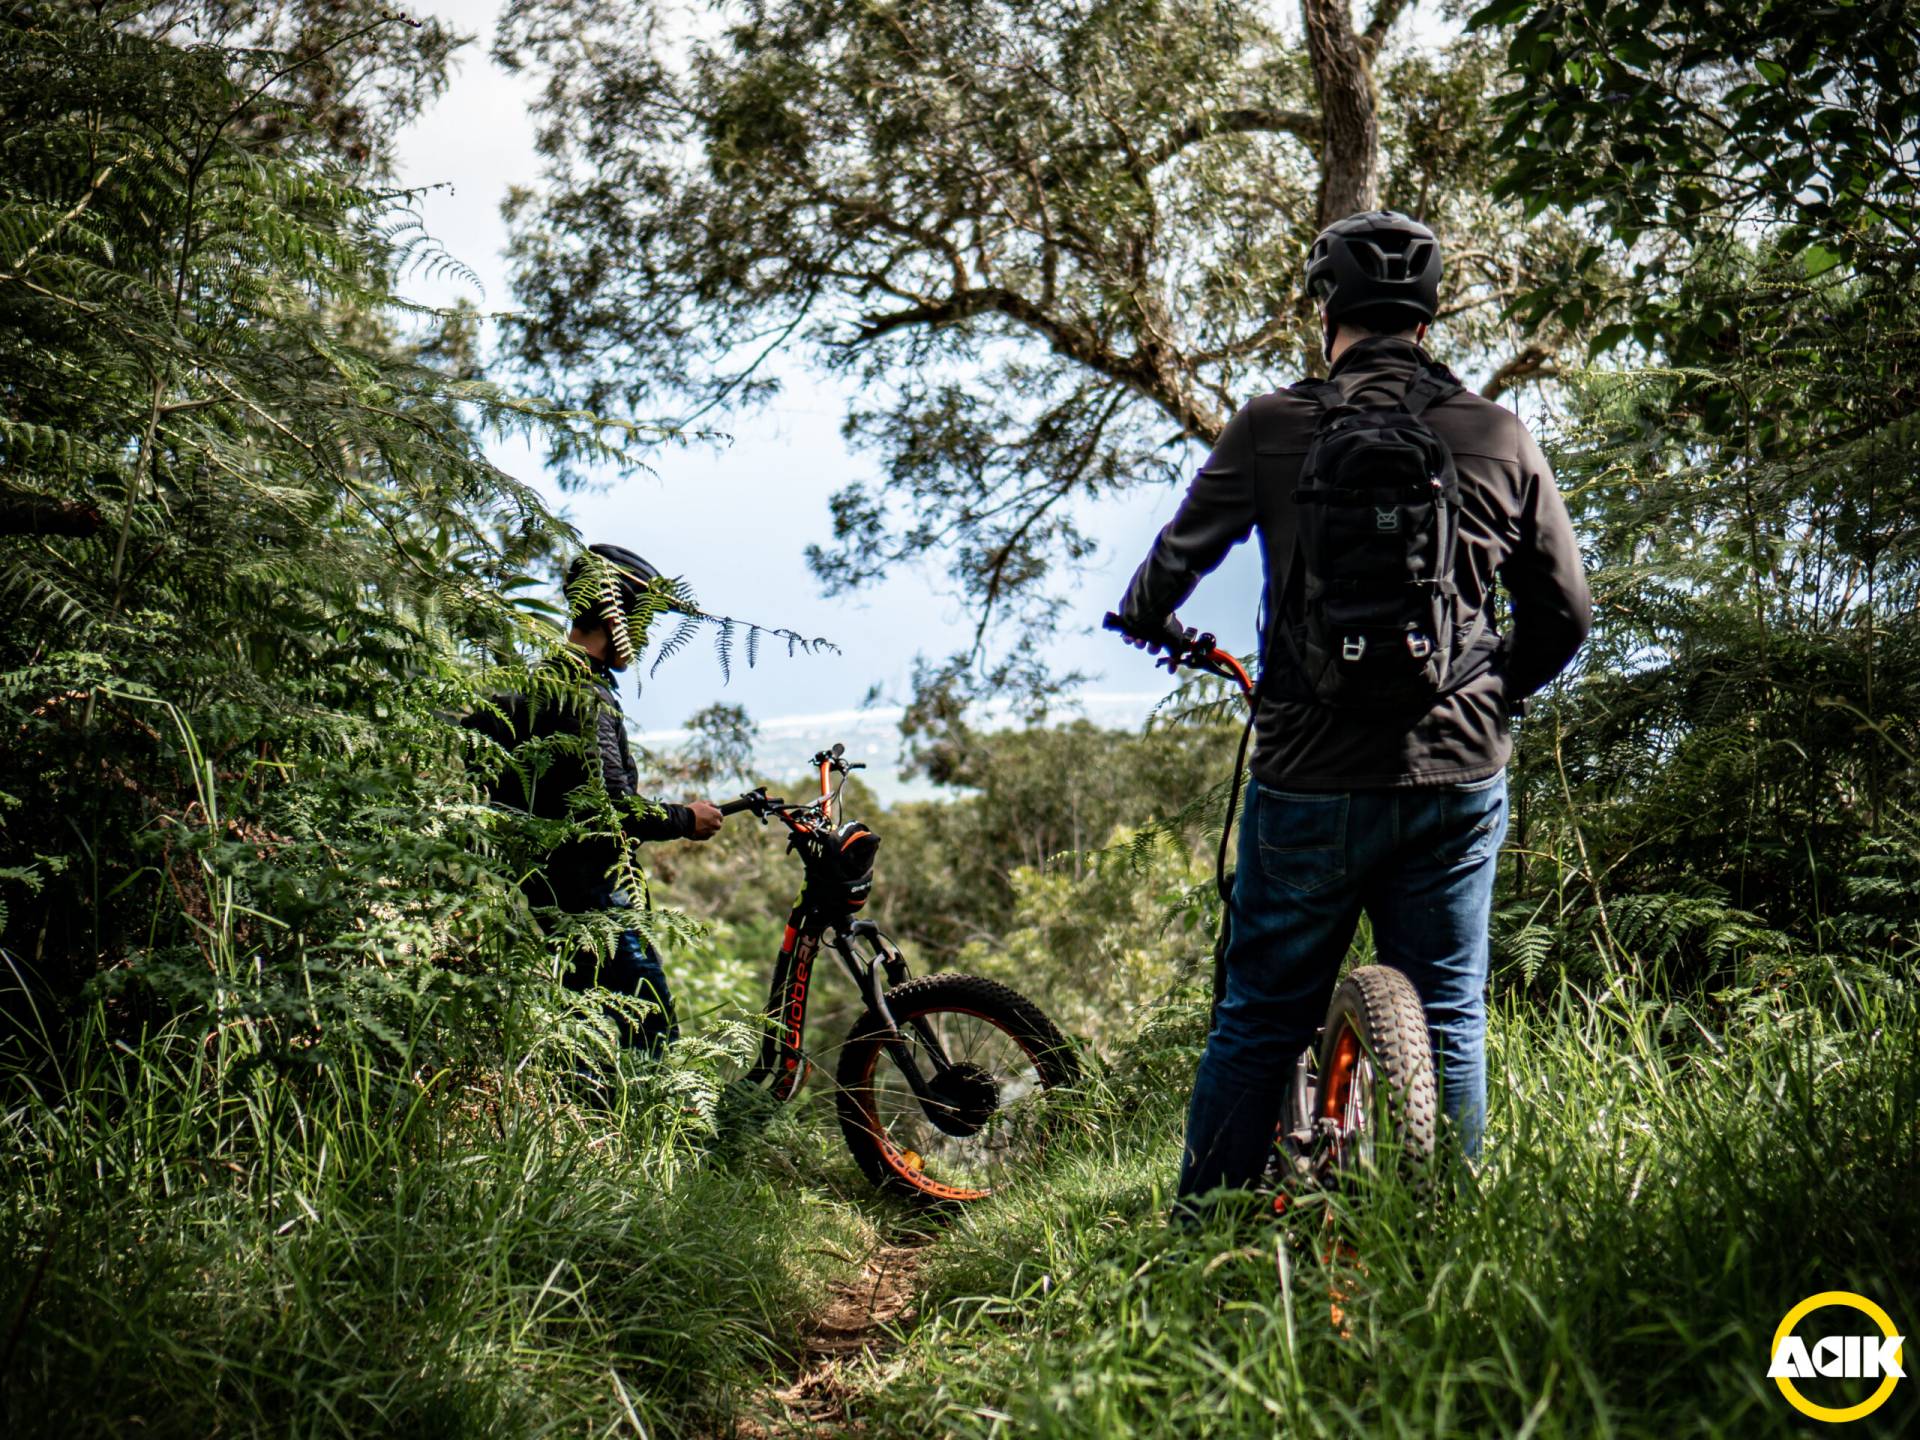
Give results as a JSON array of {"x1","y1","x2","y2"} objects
[
  {"x1": 724, "y1": 743, "x2": 1079, "y2": 1205},
  {"x1": 1102, "y1": 611, "x2": 1439, "y2": 1191}
]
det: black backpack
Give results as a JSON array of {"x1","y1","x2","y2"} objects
[{"x1": 1276, "y1": 360, "x2": 1484, "y2": 708}]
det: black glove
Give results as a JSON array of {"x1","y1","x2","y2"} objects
[{"x1": 1103, "y1": 610, "x2": 1193, "y2": 658}]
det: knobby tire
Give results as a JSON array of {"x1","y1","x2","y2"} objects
[
  {"x1": 836, "y1": 973, "x2": 1078, "y2": 1205},
  {"x1": 1316, "y1": 964, "x2": 1437, "y2": 1177}
]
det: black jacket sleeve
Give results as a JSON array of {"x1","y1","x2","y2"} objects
[
  {"x1": 1499, "y1": 426, "x2": 1592, "y2": 699},
  {"x1": 624, "y1": 799, "x2": 696, "y2": 842},
  {"x1": 1118, "y1": 402, "x2": 1258, "y2": 626},
  {"x1": 595, "y1": 703, "x2": 696, "y2": 842}
]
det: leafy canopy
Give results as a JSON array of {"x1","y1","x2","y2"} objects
[
  {"x1": 498, "y1": 0, "x2": 1599, "y2": 699},
  {"x1": 1473, "y1": 0, "x2": 1920, "y2": 982}
]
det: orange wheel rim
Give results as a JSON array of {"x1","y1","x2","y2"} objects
[
  {"x1": 854, "y1": 1006, "x2": 1044, "y2": 1203},
  {"x1": 1318, "y1": 1023, "x2": 1376, "y2": 1173},
  {"x1": 1321, "y1": 1026, "x2": 1363, "y2": 1119}
]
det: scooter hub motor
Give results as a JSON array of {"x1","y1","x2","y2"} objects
[{"x1": 924, "y1": 1062, "x2": 1000, "y2": 1137}]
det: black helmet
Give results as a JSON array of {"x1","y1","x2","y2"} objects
[
  {"x1": 1305, "y1": 210, "x2": 1442, "y2": 329},
  {"x1": 564, "y1": 543, "x2": 662, "y2": 666}
]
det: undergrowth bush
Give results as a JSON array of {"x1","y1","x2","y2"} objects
[
  {"x1": 0, "y1": 12, "x2": 849, "y2": 1436},
  {"x1": 0, "y1": 1002, "x2": 874, "y2": 1437},
  {"x1": 861, "y1": 957, "x2": 1920, "y2": 1439}
]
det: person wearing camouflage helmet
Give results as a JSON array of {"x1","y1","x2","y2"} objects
[{"x1": 467, "y1": 544, "x2": 725, "y2": 1057}]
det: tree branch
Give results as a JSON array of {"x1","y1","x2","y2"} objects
[
  {"x1": 1143, "y1": 106, "x2": 1325, "y2": 167},
  {"x1": 1359, "y1": 0, "x2": 1412, "y2": 61},
  {"x1": 1481, "y1": 344, "x2": 1557, "y2": 401},
  {"x1": 852, "y1": 285, "x2": 1224, "y2": 440}
]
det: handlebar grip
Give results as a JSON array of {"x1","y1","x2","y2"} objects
[
  {"x1": 718, "y1": 795, "x2": 759, "y2": 816},
  {"x1": 1104, "y1": 609, "x2": 1189, "y2": 652}
]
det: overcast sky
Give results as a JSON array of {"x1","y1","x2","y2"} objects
[{"x1": 391, "y1": 1, "x2": 1280, "y2": 736}]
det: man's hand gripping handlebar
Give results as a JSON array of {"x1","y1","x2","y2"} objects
[{"x1": 1102, "y1": 611, "x2": 1253, "y2": 699}]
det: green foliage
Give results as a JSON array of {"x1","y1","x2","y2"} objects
[
  {"x1": 0, "y1": 5, "x2": 617, "y2": 1075},
  {"x1": 855, "y1": 965, "x2": 1920, "y2": 1438},
  {"x1": 0, "y1": 4, "x2": 801, "y2": 1404},
  {"x1": 1462, "y1": 0, "x2": 1920, "y2": 988},
  {"x1": 653, "y1": 718, "x2": 1232, "y2": 982},
  {"x1": 879, "y1": 719, "x2": 1231, "y2": 964},
  {"x1": 497, "y1": 0, "x2": 1600, "y2": 699},
  {"x1": 1474, "y1": 0, "x2": 1920, "y2": 353},
  {"x1": 954, "y1": 827, "x2": 1214, "y2": 1049},
  {"x1": 672, "y1": 702, "x2": 760, "y2": 788},
  {"x1": 1488, "y1": 283, "x2": 1920, "y2": 983},
  {"x1": 3, "y1": 5, "x2": 1915, "y2": 1436},
  {"x1": 119, "y1": 0, "x2": 468, "y2": 171},
  {"x1": 0, "y1": 1002, "x2": 873, "y2": 1437},
  {"x1": 0, "y1": 19, "x2": 869, "y2": 1433}
]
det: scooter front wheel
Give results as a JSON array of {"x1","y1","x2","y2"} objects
[
  {"x1": 1316, "y1": 964, "x2": 1437, "y2": 1179},
  {"x1": 836, "y1": 973, "x2": 1078, "y2": 1204}
]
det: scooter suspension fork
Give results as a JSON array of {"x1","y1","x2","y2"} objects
[{"x1": 836, "y1": 926, "x2": 953, "y2": 1105}]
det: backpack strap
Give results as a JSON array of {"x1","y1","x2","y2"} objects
[
  {"x1": 1295, "y1": 358, "x2": 1461, "y2": 418},
  {"x1": 1402, "y1": 360, "x2": 1491, "y2": 690},
  {"x1": 1288, "y1": 376, "x2": 1342, "y2": 415},
  {"x1": 1400, "y1": 360, "x2": 1465, "y2": 418}
]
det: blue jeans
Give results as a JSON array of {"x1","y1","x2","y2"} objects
[
  {"x1": 1177, "y1": 772, "x2": 1509, "y2": 1198},
  {"x1": 568, "y1": 886, "x2": 679, "y2": 1056}
]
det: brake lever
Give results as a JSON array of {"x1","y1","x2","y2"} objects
[{"x1": 1153, "y1": 628, "x2": 1213, "y2": 675}]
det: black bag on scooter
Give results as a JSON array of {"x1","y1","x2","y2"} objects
[{"x1": 792, "y1": 818, "x2": 881, "y2": 916}]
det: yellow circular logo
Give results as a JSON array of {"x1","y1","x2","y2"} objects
[{"x1": 1768, "y1": 1291, "x2": 1906, "y2": 1423}]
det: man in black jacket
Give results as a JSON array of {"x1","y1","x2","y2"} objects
[
  {"x1": 1115, "y1": 211, "x2": 1591, "y2": 1196},
  {"x1": 469, "y1": 544, "x2": 723, "y2": 1054}
]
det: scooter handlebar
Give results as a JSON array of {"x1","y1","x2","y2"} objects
[
  {"x1": 1102, "y1": 610, "x2": 1191, "y2": 654},
  {"x1": 1103, "y1": 611, "x2": 1253, "y2": 699}
]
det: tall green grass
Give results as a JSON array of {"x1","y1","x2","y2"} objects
[
  {"x1": 857, "y1": 961, "x2": 1920, "y2": 1438},
  {"x1": 0, "y1": 1004, "x2": 877, "y2": 1438},
  {"x1": 7, "y1": 958, "x2": 1914, "y2": 1438}
]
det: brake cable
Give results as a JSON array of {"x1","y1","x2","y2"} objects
[{"x1": 1104, "y1": 612, "x2": 1259, "y2": 1023}]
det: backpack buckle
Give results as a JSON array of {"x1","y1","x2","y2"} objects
[
  {"x1": 1341, "y1": 635, "x2": 1368, "y2": 662},
  {"x1": 1406, "y1": 632, "x2": 1433, "y2": 660}
]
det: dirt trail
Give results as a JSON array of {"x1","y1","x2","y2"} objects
[{"x1": 735, "y1": 1241, "x2": 929, "y2": 1438}]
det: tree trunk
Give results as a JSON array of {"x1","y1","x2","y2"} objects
[{"x1": 1301, "y1": 0, "x2": 1380, "y2": 226}]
